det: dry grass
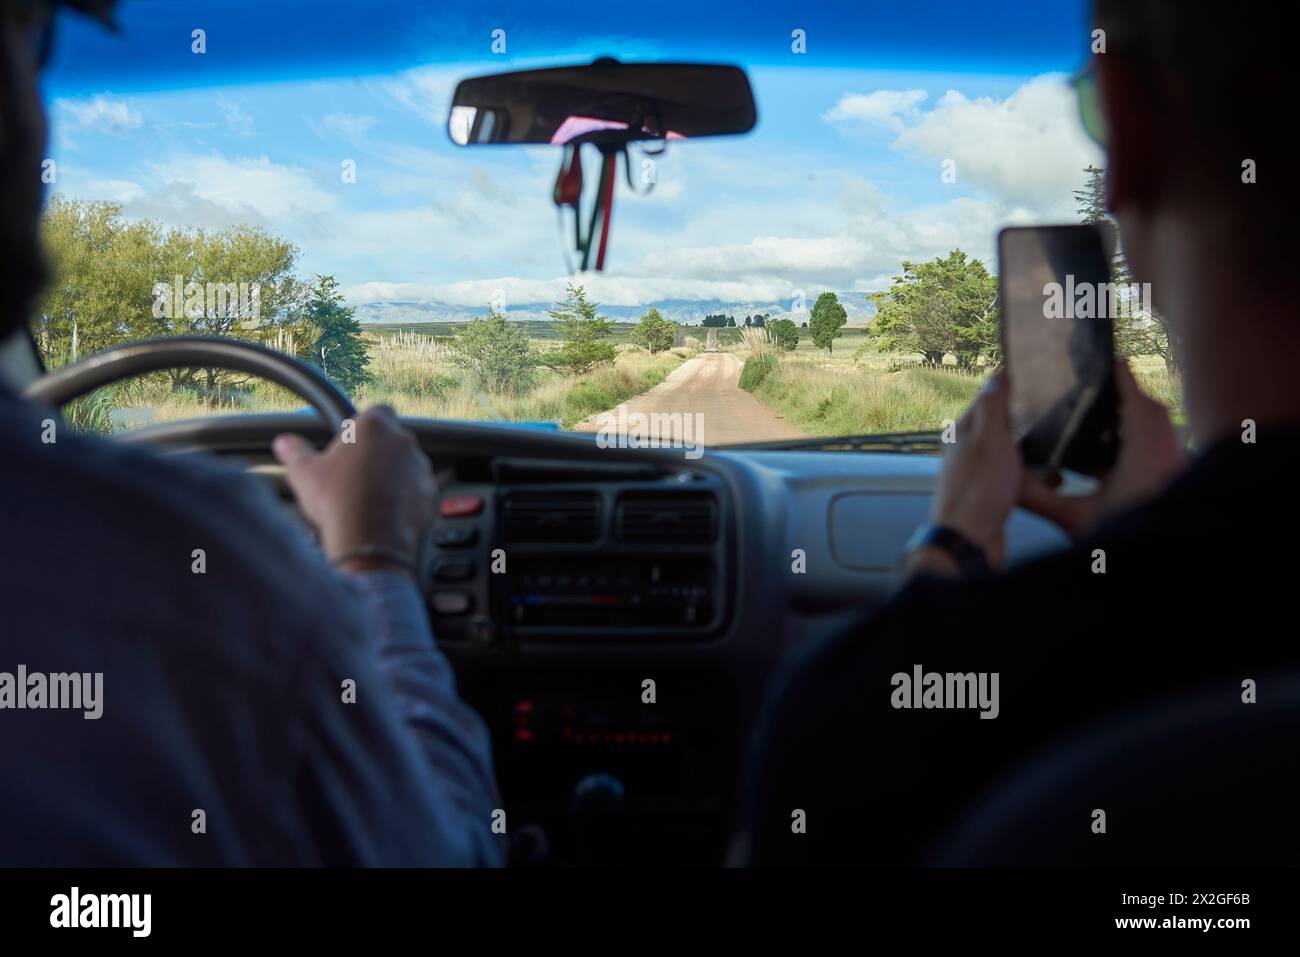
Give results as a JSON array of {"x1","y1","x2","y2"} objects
[
  {"x1": 738, "y1": 325, "x2": 774, "y2": 357},
  {"x1": 73, "y1": 325, "x2": 1184, "y2": 441},
  {"x1": 748, "y1": 352, "x2": 986, "y2": 435},
  {"x1": 743, "y1": 348, "x2": 1184, "y2": 437},
  {"x1": 92, "y1": 332, "x2": 684, "y2": 433}
]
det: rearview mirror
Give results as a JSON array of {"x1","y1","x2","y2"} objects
[{"x1": 448, "y1": 59, "x2": 757, "y2": 146}]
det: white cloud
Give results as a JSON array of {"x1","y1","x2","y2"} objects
[
  {"x1": 308, "y1": 109, "x2": 464, "y2": 182},
  {"x1": 894, "y1": 78, "x2": 1101, "y2": 210},
  {"x1": 315, "y1": 112, "x2": 377, "y2": 142},
  {"x1": 823, "y1": 89, "x2": 928, "y2": 131},
  {"x1": 629, "y1": 190, "x2": 1010, "y2": 295},
  {"x1": 82, "y1": 178, "x2": 145, "y2": 204},
  {"x1": 55, "y1": 94, "x2": 143, "y2": 136},
  {"x1": 641, "y1": 236, "x2": 874, "y2": 280},
  {"x1": 216, "y1": 94, "x2": 255, "y2": 136},
  {"x1": 115, "y1": 153, "x2": 340, "y2": 238},
  {"x1": 382, "y1": 66, "x2": 463, "y2": 128},
  {"x1": 338, "y1": 181, "x2": 1014, "y2": 311},
  {"x1": 830, "y1": 75, "x2": 1103, "y2": 212}
]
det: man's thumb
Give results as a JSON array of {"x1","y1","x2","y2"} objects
[{"x1": 272, "y1": 433, "x2": 319, "y2": 471}]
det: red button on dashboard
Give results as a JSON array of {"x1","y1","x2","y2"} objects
[{"x1": 439, "y1": 495, "x2": 484, "y2": 518}]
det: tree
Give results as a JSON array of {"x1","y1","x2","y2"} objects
[
  {"x1": 303, "y1": 275, "x2": 370, "y2": 395},
  {"x1": 631, "y1": 307, "x2": 676, "y2": 354},
  {"x1": 546, "y1": 283, "x2": 618, "y2": 375},
  {"x1": 863, "y1": 250, "x2": 999, "y2": 369},
  {"x1": 449, "y1": 309, "x2": 541, "y2": 395},
  {"x1": 37, "y1": 198, "x2": 163, "y2": 361},
  {"x1": 809, "y1": 292, "x2": 848, "y2": 355},
  {"x1": 1074, "y1": 164, "x2": 1182, "y2": 375},
  {"x1": 1073, "y1": 163, "x2": 1107, "y2": 225},
  {"x1": 36, "y1": 197, "x2": 304, "y2": 394},
  {"x1": 176, "y1": 225, "x2": 303, "y2": 393},
  {"x1": 743, "y1": 315, "x2": 752, "y2": 328},
  {"x1": 768, "y1": 318, "x2": 800, "y2": 350},
  {"x1": 1075, "y1": 163, "x2": 1131, "y2": 286},
  {"x1": 752, "y1": 313, "x2": 768, "y2": 328},
  {"x1": 701, "y1": 313, "x2": 732, "y2": 328}
]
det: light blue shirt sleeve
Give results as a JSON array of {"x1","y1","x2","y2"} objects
[{"x1": 342, "y1": 570, "x2": 504, "y2": 864}]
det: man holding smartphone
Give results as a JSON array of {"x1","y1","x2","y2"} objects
[{"x1": 745, "y1": 0, "x2": 1300, "y2": 865}]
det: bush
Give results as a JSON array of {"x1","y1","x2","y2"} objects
[
  {"x1": 448, "y1": 310, "x2": 541, "y2": 395},
  {"x1": 546, "y1": 283, "x2": 618, "y2": 375},
  {"x1": 768, "y1": 318, "x2": 800, "y2": 350},
  {"x1": 631, "y1": 307, "x2": 676, "y2": 353},
  {"x1": 739, "y1": 351, "x2": 778, "y2": 391}
]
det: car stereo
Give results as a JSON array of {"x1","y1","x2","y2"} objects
[{"x1": 502, "y1": 554, "x2": 716, "y2": 630}]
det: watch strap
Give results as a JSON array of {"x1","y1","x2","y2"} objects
[{"x1": 903, "y1": 523, "x2": 993, "y2": 578}]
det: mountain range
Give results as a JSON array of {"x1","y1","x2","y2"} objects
[{"x1": 351, "y1": 292, "x2": 877, "y2": 327}]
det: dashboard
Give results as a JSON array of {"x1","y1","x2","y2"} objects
[{"x1": 129, "y1": 414, "x2": 1070, "y2": 865}]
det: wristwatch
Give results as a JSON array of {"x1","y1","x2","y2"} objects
[{"x1": 902, "y1": 523, "x2": 993, "y2": 578}]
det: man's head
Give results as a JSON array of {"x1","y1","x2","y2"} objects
[
  {"x1": 1091, "y1": 1, "x2": 1295, "y2": 307},
  {"x1": 0, "y1": 0, "x2": 113, "y2": 341},
  {"x1": 0, "y1": 2, "x2": 52, "y2": 336}
]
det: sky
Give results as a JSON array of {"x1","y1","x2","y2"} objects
[{"x1": 42, "y1": 0, "x2": 1102, "y2": 316}]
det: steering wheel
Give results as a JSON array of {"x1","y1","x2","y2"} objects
[
  {"x1": 23, "y1": 335, "x2": 444, "y2": 587},
  {"x1": 23, "y1": 336, "x2": 357, "y2": 434}
]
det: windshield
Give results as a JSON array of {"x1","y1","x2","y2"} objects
[{"x1": 37, "y1": 0, "x2": 1182, "y2": 447}]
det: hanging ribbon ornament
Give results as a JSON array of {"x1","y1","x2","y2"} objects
[{"x1": 552, "y1": 144, "x2": 620, "y2": 273}]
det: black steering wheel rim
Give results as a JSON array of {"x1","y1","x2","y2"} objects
[{"x1": 23, "y1": 336, "x2": 357, "y2": 434}]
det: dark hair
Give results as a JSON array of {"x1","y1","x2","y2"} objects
[
  {"x1": 1093, "y1": 1, "x2": 1294, "y2": 161},
  {"x1": 0, "y1": 0, "x2": 116, "y2": 343},
  {"x1": 1092, "y1": 0, "x2": 1297, "y2": 255}
]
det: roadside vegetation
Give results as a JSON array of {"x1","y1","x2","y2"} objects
[
  {"x1": 737, "y1": 327, "x2": 779, "y2": 391},
  {"x1": 738, "y1": 335, "x2": 1180, "y2": 438},
  {"x1": 71, "y1": 328, "x2": 689, "y2": 433},
  {"x1": 743, "y1": 347, "x2": 986, "y2": 437}
]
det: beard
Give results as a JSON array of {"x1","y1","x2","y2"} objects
[
  {"x1": 0, "y1": 223, "x2": 48, "y2": 337},
  {"x1": 0, "y1": 136, "x2": 49, "y2": 340},
  {"x1": 0, "y1": 24, "x2": 50, "y2": 342}
]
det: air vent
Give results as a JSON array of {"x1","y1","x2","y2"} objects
[
  {"x1": 503, "y1": 492, "x2": 600, "y2": 543},
  {"x1": 615, "y1": 494, "x2": 717, "y2": 544}
]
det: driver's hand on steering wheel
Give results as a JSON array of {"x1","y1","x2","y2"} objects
[{"x1": 271, "y1": 406, "x2": 435, "y2": 581}]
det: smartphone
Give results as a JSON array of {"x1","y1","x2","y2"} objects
[{"x1": 998, "y1": 224, "x2": 1120, "y2": 472}]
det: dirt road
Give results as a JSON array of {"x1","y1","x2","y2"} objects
[{"x1": 575, "y1": 352, "x2": 807, "y2": 447}]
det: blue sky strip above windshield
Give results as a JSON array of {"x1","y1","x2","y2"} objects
[
  {"x1": 49, "y1": 0, "x2": 1091, "y2": 91},
  {"x1": 44, "y1": 0, "x2": 1096, "y2": 323}
]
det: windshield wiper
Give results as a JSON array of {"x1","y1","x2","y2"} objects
[{"x1": 723, "y1": 430, "x2": 946, "y2": 453}]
